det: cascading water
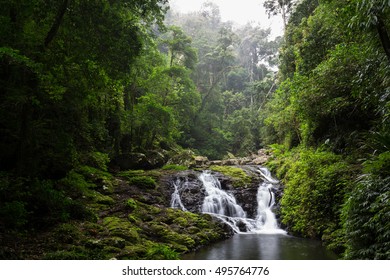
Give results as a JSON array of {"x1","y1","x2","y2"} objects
[
  {"x1": 170, "y1": 178, "x2": 188, "y2": 211},
  {"x1": 200, "y1": 171, "x2": 246, "y2": 218},
  {"x1": 170, "y1": 166, "x2": 286, "y2": 234},
  {"x1": 201, "y1": 167, "x2": 285, "y2": 234},
  {"x1": 253, "y1": 168, "x2": 286, "y2": 234},
  {"x1": 199, "y1": 171, "x2": 251, "y2": 233}
]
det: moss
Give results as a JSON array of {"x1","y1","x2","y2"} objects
[
  {"x1": 87, "y1": 191, "x2": 114, "y2": 205},
  {"x1": 117, "y1": 170, "x2": 145, "y2": 178},
  {"x1": 127, "y1": 214, "x2": 139, "y2": 223},
  {"x1": 125, "y1": 198, "x2": 138, "y2": 210},
  {"x1": 43, "y1": 245, "x2": 111, "y2": 260},
  {"x1": 102, "y1": 217, "x2": 140, "y2": 242},
  {"x1": 209, "y1": 165, "x2": 252, "y2": 187},
  {"x1": 60, "y1": 170, "x2": 94, "y2": 194},
  {"x1": 161, "y1": 164, "x2": 188, "y2": 171},
  {"x1": 77, "y1": 165, "x2": 115, "y2": 194},
  {"x1": 127, "y1": 176, "x2": 156, "y2": 189},
  {"x1": 145, "y1": 244, "x2": 180, "y2": 260},
  {"x1": 173, "y1": 217, "x2": 189, "y2": 227},
  {"x1": 103, "y1": 237, "x2": 126, "y2": 249},
  {"x1": 52, "y1": 223, "x2": 83, "y2": 244}
]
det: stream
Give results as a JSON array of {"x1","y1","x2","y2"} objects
[{"x1": 171, "y1": 166, "x2": 337, "y2": 260}]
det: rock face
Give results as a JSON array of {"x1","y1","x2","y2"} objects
[{"x1": 167, "y1": 170, "x2": 206, "y2": 213}]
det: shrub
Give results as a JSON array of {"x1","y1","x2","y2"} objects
[
  {"x1": 274, "y1": 147, "x2": 353, "y2": 246},
  {"x1": 341, "y1": 149, "x2": 390, "y2": 260}
]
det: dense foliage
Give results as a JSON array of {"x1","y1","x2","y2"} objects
[{"x1": 264, "y1": 0, "x2": 390, "y2": 259}]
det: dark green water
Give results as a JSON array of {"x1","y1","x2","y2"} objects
[{"x1": 183, "y1": 234, "x2": 337, "y2": 260}]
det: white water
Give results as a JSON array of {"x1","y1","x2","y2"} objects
[
  {"x1": 199, "y1": 168, "x2": 286, "y2": 235},
  {"x1": 200, "y1": 171, "x2": 246, "y2": 218},
  {"x1": 170, "y1": 178, "x2": 187, "y2": 211}
]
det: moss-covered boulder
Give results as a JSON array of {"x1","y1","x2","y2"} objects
[{"x1": 102, "y1": 217, "x2": 140, "y2": 243}]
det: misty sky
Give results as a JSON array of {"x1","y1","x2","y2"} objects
[{"x1": 168, "y1": 0, "x2": 284, "y2": 38}]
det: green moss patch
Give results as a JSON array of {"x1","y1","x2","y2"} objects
[
  {"x1": 102, "y1": 217, "x2": 140, "y2": 242},
  {"x1": 210, "y1": 165, "x2": 252, "y2": 187}
]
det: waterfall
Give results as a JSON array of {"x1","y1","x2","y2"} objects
[
  {"x1": 200, "y1": 171, "x2": 246, "y2": 218},
  {"x1": 170, "y1": 167, "x2": 286, "y2": 234},
  {"x1": 253, "y1": 171, "x2": 286, "y2": 234},
  {"x1": 170, "y1": 178, "x2": 187, "y2": 211}
]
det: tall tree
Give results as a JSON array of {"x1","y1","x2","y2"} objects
[{"x1": 263, "y1": 0, "x2": 296, "y2": 30}]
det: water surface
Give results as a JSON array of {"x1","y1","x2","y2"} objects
[{"x1": 183, "y1": 234, "x2": 337, "y2": 260}]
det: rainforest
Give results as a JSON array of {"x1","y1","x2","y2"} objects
[{"x1": 0, "y1": 0, "x2": 389, "y2": 260}]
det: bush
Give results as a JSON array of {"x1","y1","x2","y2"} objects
[
  {"x1": 273, "y1": 147, "x2": 353, "y2": 244},
  {"x1": 342, "y1": 149, "x2": 390, "y2": 259}
]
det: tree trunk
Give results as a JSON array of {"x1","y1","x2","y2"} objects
[
  {"x1": 376, "y1": 17, "x2": 390, "y2": 63},
  {"x1": 44, "y1": 0, "x2": 70, "y2": 48}
]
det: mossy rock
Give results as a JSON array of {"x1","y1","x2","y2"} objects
[
  {"x1": 84, "y1": 239, "x2": 105, "y2": 250},
  {"x1": 81, "y1": 221, "x2": 105, "y2": 237},
  {"x1": 117, "y1": 170, "x2": 145, "y2": 178},
  {"x1": 125, "y1": 198, "x2": 138, "y2": 210},
  {"x1": 102, "y1": 217, "x2": 140, "y2": 242},
  {"x1": 186, "y1": 226, "x2": 200, "y2": 234},
  {"x1": 120, "y1": 244, "x2": 149, "y2": 259},
  {"x1": 104, "y1": 237, "x2": 126, "y2": 249},
  {"x1": 210, "y1": 165, "x2": 252, "y2": 187},
  {"x1": 127, "y1": 176, "x2": 156, "y2": 189},
  {"x1": 93, "y1": 192, "x2": 115, "y2": 205},
  {"x1": 161, "y1": 164, "x2": 188, "y2": 171},
  {"x1": 60, "y1": 170, "x2": 95, "y2": 195},
  {"x1": 77, "y1": 165, "x2": 115, "y2": 194},
  {"x1": 145, "y1": 243, "x2": 180, "y2": 260},
  {"x1": 173, "y1": 217, "x2": 189, "y2": 227},
  {"x1": 52, "y1": 223, "x2": 83, "y2": 244},
  {"x1": 127, "y1": 214, "x2": 139, "y2": 223},
  {"x1": 102, "y1": 246, "x2": 122, "y2": 255}
]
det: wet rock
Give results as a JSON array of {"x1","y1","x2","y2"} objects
[{"x1": 169, "y1": 170, "x2": 206, "y2": 213}]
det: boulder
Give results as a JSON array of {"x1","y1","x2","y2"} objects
[
  {"x1": 168, "y1": 170, "x2": 206, "y2": 213},
  {"x1": 112, "y1": 151, "x2": 167, "y2": 170},
  {"x1": 112, "y1": 153, "x2": 148, "y2": 170},
  {"x1": 193, "y1": 156, "x2": 209, "y2": 167}
]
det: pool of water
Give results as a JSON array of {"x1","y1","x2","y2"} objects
[{"x1": 182, "y1": 234, "x2": 337, "y2": 260}]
